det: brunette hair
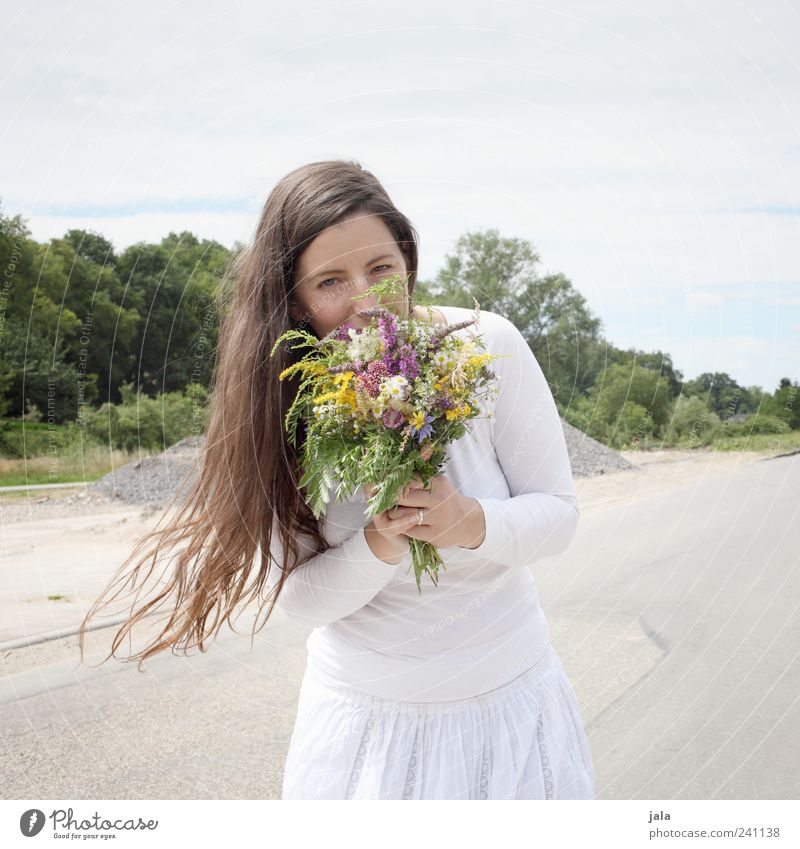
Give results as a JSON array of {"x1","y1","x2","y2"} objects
[{"x1": 78, "y1": 159, "x2": 420, "y2": 667}]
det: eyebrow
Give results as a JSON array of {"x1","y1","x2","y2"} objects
[{"x1": 309, "y1": 254, "x2": 395, "y2": 281}]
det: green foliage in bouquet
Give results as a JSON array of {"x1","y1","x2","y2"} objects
[{"x1": 270, "y1": 274, "x2": 505, "y2": 591}]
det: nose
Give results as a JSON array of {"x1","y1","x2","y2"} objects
[
  {"x1": 352, "y1": 272, "x2": 373, "y2": 298},
  {"x1": 349, "y1": 274, "x2": 379, "y2": 320}
]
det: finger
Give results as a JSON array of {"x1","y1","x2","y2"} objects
[
  {"x1": 374, "y1": 504, "x2": 412, "y2": 523},
  {"x1": 384, "y1": 510, "x2": 422, "y2": 532},
  {"x1": 397, "y1": 487, "x2": 433, "y2": 508},
  {"x1": 383, "y1": 506, "x2": 417, "y2": 523},
  {"x1": 400, "y1": 476, "x2": 421, "y2": 499}
]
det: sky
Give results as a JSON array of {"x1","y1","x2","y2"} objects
[{"x1": 2, "y1": 0, "x2": 798, "y2": 390}]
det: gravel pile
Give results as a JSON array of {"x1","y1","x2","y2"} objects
[
  {"x1": 87, "y1": 422, "x2": 633, "y2": 509},
  {"x1": 90, "y1": 435, "x2": 204, "y2": 507},
  {"x1": 1, "y1": 423, "x2": 635, "y2": 522},
  {"x1": 561, "y1": 419, "x2": 637, "y2": 477}
]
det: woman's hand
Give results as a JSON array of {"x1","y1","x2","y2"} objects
[
  {"x1": 373, "y1": 474, "x2": 486, "y2": 549},
  {"x1": 363, "y1": 483, "x2": 421, "y2": 562}
]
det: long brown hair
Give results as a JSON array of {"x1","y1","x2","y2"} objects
[{"x1": 78, "y1": 159, "x2": 420, "y2": 668}]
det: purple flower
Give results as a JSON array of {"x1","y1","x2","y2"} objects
[
  {"x1": 378, "y1": 312, "x2": 399, "y2": 373},
  {"x1": 359, "y1": 360, "x2": 390, "y2": 397},
  {"x1": 409, "y1": 412, "x2": 435, "y2": 443},
  {"x1": 333, "y1": 322, "x2": 356, "y2": 341},
  {"x1": 382, "y1": 408, "x2": 405, "y2": 429},
  {"x1": 397, "y1": 343, "x2": 419, "y2": 381}
]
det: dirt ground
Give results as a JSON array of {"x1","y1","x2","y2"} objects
[
  {"x1": 0, "y1": 448, "x2": 772, "y2": 676},
  {"x1": 574, "y1": 448, "x2": 765, "y2": 514}
]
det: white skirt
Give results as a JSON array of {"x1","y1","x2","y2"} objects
[{"x1": 281, "y1": 642, "x2": 596, "y2": 800}]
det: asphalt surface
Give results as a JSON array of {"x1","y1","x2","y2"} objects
[{"x1": 1, "y1": 454, "x2": 797, "y2": 800}]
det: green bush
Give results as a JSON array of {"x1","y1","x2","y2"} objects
[
  {"x1": 562, "y1": 395, "x2": 611, "y2": 445},
  {"x1": 608, "y1": 401, "x2": 655, "y2": 449},
  {"x1": 0, "y1": 418, "x2": 87, "y2": 458},
  {"x1": 723, "y1": 413, "x2": 788, "y2": 437},
  {"x1": 83, "y1": 381, "x2": 209, "y2": 452},
  {"x1": 565, "y1": 364, "x2": 672, "y2": 448},
  {"x1": 664, "y1": 395, "x2": 720, "y2": 447}
]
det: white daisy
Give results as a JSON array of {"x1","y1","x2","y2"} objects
[
  {"x1": 433, "y1": 350, "x2": 453, "y2": 369},
  {"x1": 382, "y1": 375, "x2": 409, "y2": 400}
]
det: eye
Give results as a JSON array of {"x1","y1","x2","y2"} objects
[{"x1": 318, "y1": 265, "x2": 392, "y2": 288}]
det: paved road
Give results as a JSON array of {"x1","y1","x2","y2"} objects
[
  {"x1": 537, "y1": 453, "x2": 800, "y2": 800},
  {"x1": 1, "y1": 454, "x2": 797, "y2": 799}
]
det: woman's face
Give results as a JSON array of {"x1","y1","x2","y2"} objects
[{"x1": 289, "y1": 212, "x2": 411, "y2": 337}]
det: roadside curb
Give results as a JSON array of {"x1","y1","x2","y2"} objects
[{"x1": 0, "y1": 608, "x2": 170, "y2": 653}]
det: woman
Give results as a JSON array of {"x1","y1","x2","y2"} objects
[{"x1": 80, "y1": 158, "x2": 596, "y2": 800}]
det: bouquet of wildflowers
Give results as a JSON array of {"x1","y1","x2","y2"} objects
[{"x1": 270, "y1": 275, "x2": 505, "y2": 592}]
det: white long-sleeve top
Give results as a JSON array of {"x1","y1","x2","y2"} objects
[{"x1": 262, "y1": 305, "x2": 579, "y2": 702}]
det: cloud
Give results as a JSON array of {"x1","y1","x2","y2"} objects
[
  {"x1": 686, "y1": 291, "x2": 723, "y2": 311},
  {"x1": 1, "y1": 0, "x2": 798, "y2": 389}
]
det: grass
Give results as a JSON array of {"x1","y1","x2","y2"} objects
[
  {"x1": 709, "y1": 430, "x2": 800, "y2": 454},
  {"x1": 2, "y1": 424, "x2": 797, "y2": 489},
  {"x1": 623, "y1": 430, "x2": 800, "y2": 454},
  {"x1": 0, "y1": 443, "x2": 160, "y2": 488}
]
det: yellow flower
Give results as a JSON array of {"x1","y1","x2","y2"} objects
[
  {"x1": 333, "y1": 371, "x2": 355, "y2": 389},
  {"x1": 341, "y1": 388, "x2": 358, "y2": 415},
  {"x1": 278, "y1": 360, "x2": 329, "y2": 381},
  {"x1": 444, "y1": 403, "x2": 471, "y2": 422},
  {"x1": 313, "y1": 371, "x2": 359, "y2": 413},
  {"x1": 465, "y1": 353, "x2": 492, "y2": 371},
  {"x1": 312, "y1": 390, "x2": 340, "y2": 405},
  {"x1": 410, "y1": 410, "x2": 425, "y2": 429}
]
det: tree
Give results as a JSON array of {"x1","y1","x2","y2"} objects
[
  {"x1": 2, "y1": 317, "x2": 93, "y2": 420},
  {"x1": 765, "y1": 378, "x2": 800, "y2": 430},
  {"x1": 421, "y1": 229, "x2": 604, "y2": 399},
  {"x1": 665, "y1": 395, "x2": 720, "y2": 446},
  {"x1": 589, "y1": 363, "x2": 673, "y2": 447},
  {"x1": 682, "y1": 371, "x2": 755, "y2": 417},
  {"x1": 606, "y1": 348, "x2": 684, "y2": 397},
  {"x1": 64, "y1": 229, "x2": 116, "y2": 267},
  {"x1": 115, "y1": 232, "x2": 227, "y2": 397}
]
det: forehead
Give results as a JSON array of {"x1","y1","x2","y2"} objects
[{"x1": 297, "y1": 214, "x2": 399, "y2": 275}]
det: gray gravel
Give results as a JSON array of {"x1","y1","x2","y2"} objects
[
  {"x1": 561, "y1": 419, "x2": 637, "y2": 478},
  {"x1": 0, "y1": 423, "x2": 634, "y2": 522},
  {"x1": 90, "y1": 435, "x2": 204, "y2": 507}
]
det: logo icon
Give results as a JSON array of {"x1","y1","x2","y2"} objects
[{"x1": 19, "y1": 809, "x2": 46, "y2": 837}]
